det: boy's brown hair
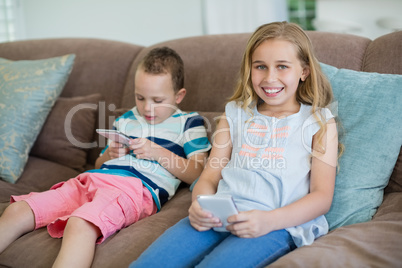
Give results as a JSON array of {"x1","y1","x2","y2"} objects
[{"x1": 138, "y1": 47, "x2": 184, "y2": 92}]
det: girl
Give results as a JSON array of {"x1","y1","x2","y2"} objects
[{"x1": 131, "y1": 21, "x2": 339, "y2": 268}]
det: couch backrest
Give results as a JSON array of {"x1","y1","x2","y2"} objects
[
  {"x1": 0, "y1": 38, "x2": 144, "y2": 107},
  {"x1": 121, "y1": 31, "x2": 402, "y2": 194},
  {"x1": 121, "y1": 31, "x2": 378, "y2": 113},
  {"x1": 121, "y1": 34, "x2": 250, "y2": 113},
  {"x1": 0, "y1": 38, "x2": 144, "y2": 163},
  {"x1": 1, "y1": 32, "x2": 400, "y2": 190},
  {"x1": 363, "y1": 31, "x2": 402, "y2": 74}
]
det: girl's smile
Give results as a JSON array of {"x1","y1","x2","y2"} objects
[{"x1": 262, "y1": 87, "x2": 284, "y2": 97}]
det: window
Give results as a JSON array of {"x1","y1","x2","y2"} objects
[
  {"x1": 287, "y1": 0, "x2": 316, "y2": 30},
  {"x1": 0, "y1": 0, "x2": 21, "y2": 42}
]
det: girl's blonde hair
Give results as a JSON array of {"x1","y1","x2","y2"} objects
[{"x1": 229, "y1": 21, "x2": 336, "y2": 154}]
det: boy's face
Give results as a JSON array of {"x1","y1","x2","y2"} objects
[{"x1": 134, "y1": 68, "x2": 185, "y2": 125}]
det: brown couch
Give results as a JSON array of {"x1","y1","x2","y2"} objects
[{"x1": 0, "y1": 30, "x2": 401, "y2": 267}]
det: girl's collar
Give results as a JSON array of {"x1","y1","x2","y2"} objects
[{"x1": 254, "y1": 102, "x2": 303, "y2": 120}]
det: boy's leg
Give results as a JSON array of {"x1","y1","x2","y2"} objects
[
  {"x1": 197, "y1": 229, "x2": 296, "y2": 268},
  {"x1": 52, "y1": 176, "x2": 155, "y2": 267},
  {"x1": 131, "y1": 217, "x2": 230, "y2": 268},
  {"x1": 53, "y1": 216, "x2": 101, "y2": 268},
  {"x1": 0, "y1": 201, "x2": 35, "y2": 253}
]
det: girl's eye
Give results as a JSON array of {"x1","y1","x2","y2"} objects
[
  {"x1": 278, "y1": 65, "x2": 288, "y2": 70},
  {"x1": 256, "y1": 65, "x2": 267, "y2": 70}
]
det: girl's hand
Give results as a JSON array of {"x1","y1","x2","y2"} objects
[
  {"x1": 129, "y1": 138, "x2": 160, "y2": 160},
  {"x1": 188, "y1": 200, "x2": 222, "y2": 231},
  {"x1": 226, "y1": 210, "x2": 273, "y2": 238},
  {"x1": 108, "y1": 141, "x2": 130, "y2": 159}
]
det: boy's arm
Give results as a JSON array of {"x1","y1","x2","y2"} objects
[
  {"x1": 160, "y1": 150, "x2": 208, "y2": 185},
  {"x1": 129, "y1": 138, "x2": 208, "y2": 185},
  {"x1": 94, "y1": 141, "x2": 130, "y2": 169}
]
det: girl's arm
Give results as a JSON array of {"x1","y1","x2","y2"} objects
[
  {"x1": 189, "y1": 114, "x2": 233, "y2": 231},
  {"x1": 227, "y1": 118, "x2": 338, "y2": 238}
]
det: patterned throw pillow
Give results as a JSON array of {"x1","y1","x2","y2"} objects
[{"x1": 0, "y1": 54, "x2": 75, "y2": 183}]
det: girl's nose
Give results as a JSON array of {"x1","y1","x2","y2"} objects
[{"x1": 265, "y1": 69, "x2": 277, "y2": 82}]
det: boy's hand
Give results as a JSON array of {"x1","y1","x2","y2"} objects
[
  {"x1": 188, "y1": 200, "x2": 222, "y2": 231},
  {"x1": 129, "y1": 138, "x2": 162, "y2": 160},
  {"x1": 226, "y1": 210, "x2": 272, "y2": 238},
  {"x1": 108, "y1": 141, "x2": 130, "y2": 159}
]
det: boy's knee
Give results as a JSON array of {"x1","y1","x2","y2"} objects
[
  {"x1": 65, "y1": 217, "x2": 101, "y2": 238},
  {"x1": 2, "y1": 201, "x2": 35, "y2": 232},
  {"x1": 4, "y1": 201, "x2": 33, "y2": 219}
]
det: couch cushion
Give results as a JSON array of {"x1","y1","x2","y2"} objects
[
  {"x1": 321, "y1": 63, "x2": 402, "y2": 230},
  {"x1": 30, "y1": 94, "x2": 102, "y2": 171},
  {"x1": 270, "y1": 192, "x2": 402, "y2": 268},
  {"x1": 0, "y1": 55, "x2": 75, "y2": 183},
  {"x1": 385, "y1": 148, "x2": 402, "y2": 194},
  {"x1": 0, "y1": 38, "x2": 146, "y2": 166},
  {"x1": 307, "y1": 31, "x2": 371, "y2": 72},
  {"x1": 363, "y1": 31, "x2": 402, "y2": 75},
  {"x1": 0, "y1": 156, "x2": 81, "y2": 203}
]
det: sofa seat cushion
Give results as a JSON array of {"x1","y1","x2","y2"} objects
[
  {"x1": 321, "y1": 63, "x2": 402, "y2": 230},
  {"x1": 0, "y1": 186, "x2": 192, "y2": 268},
  {"x1": 0, "y1": 55, "x2": 75, "y2": 183},
  {"x1": 0, "y1": 156, "x2": 80, "y2": 203},
  {"x1": 270, "y1": 192, "x2": 402, "y2": 268}
]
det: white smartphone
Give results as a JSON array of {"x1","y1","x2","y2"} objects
[
  {"x1": 197, "y1": 194, "x2": 238, "y2": 232},
  {"x1": 96, "y1": 129, "x2": 131, "y2": 146}
]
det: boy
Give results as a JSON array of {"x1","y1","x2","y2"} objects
[{"x1": 0, "y1": 47, "x2": 211, "y2": 267}]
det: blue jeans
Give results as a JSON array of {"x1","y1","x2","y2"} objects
[{"x1": 130, "y1": 217, "x2": 296, "y2": 268}]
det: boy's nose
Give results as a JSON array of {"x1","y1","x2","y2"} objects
[{"x1": 144, "y1": 101, "x2": 151, "y2": 112}]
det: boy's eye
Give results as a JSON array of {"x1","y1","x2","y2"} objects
[
  {"x1": 154, "y1": 99, "x2": 163, "y2": 104},
  {"x1": 136, "y1": 96, "x2": 144, "y2": 101}
]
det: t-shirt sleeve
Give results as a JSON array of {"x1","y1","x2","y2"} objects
[
  {"x1": 182, "y1": 113, "x2": 212, "y2": 158},
  {"x1": 302, "y1": 107, "x2": 335, "y2": 152}
]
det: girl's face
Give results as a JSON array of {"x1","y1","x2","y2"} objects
[
  {"x1": 251, "y1": 39, "x2": 309, "y2": 115},
  {"x1": 135, "y1": 68, "x2": 185, "y2": 125}
]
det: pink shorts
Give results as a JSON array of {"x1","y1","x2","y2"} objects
[{"x1": 11, "y1": 173, "x2": 157, "y2": 243}]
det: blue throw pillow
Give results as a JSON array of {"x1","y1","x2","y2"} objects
[
  {"x1": 0, "y1": 54, "x2": 75, "y2": 183},
  {"x1": 321, "y1": 63, "x2": 402, "y2": 230}
]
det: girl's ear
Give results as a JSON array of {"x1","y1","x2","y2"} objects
[
  {"x1": 175, "y1": 88, "x2": 187, "y2": 104},
  {"x1": 301, "y1": 66, "x2": 310, "y2": 81}
]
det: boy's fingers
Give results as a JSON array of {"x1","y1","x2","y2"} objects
[
  {"x1": 129, "y1": 138, "x2": 144, "y2": 148},
  {"x1": 110, "y1": 141, "x2": 124, "y2": 148}
]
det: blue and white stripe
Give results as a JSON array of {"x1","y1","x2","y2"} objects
[{"x1": 96, "y1": 107, "x2": 211, "y2": 210}]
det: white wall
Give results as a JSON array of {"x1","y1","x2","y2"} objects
[
  {"x1": 21, "y1": 0, "x2": 204, "y2": 46},
  {"x1": 17, "y1": 0, "x2": 402, "y2": 46},
  {"x1": 315, "y1": 0, "x2": 402, "y2": 40},
  {"x1": 203, "y1": 0, "x2": 288, "y2": 34}
]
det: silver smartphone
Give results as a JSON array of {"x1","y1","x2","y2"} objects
[
  {"x1": 96, "y1": 129, "x2": 131, "y2": 146},
  {"x1": 197, "y1": 194, "x2": 238, "y2": 232}
]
